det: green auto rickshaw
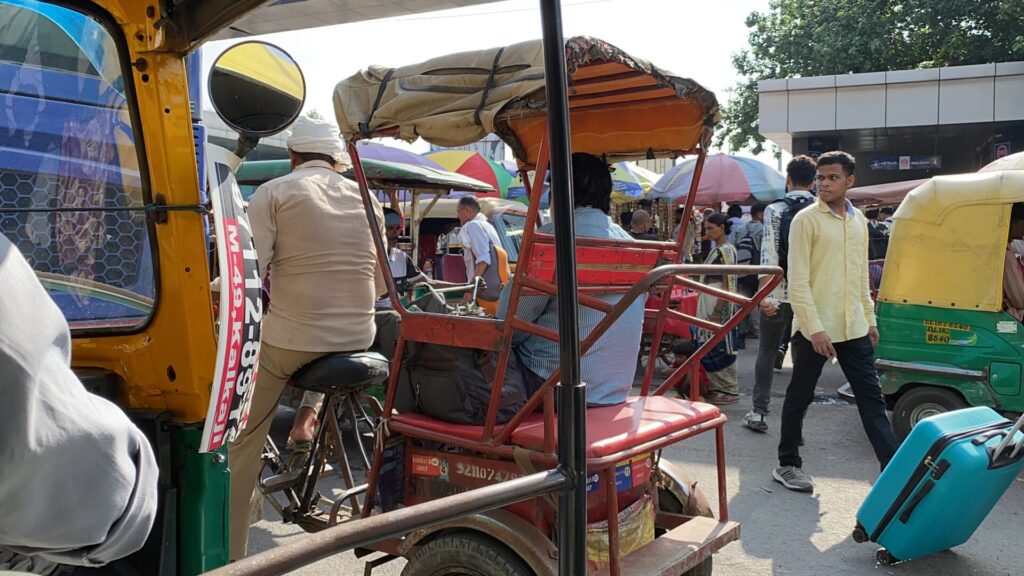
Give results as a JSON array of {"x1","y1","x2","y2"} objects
[{"x1": 876, "y1": 170, "x2": 1024, "y2": 440}]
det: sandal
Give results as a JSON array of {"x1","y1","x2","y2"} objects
[
  {"x1": 284, "y1": 438, "x2": 312, "y2": 471},
  {"x1": 704, "y1": 391, "x2": 740, "y2": 406}
]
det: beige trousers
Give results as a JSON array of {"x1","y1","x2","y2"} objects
[{"x1": 227, "y1": 342, "x2": 325, "y2": 561}]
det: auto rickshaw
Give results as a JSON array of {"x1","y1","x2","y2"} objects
[{"x1": 875, "y1": 170, "x2": 1024, "y2": 440}]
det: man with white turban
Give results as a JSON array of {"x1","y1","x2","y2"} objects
[{"x1": 227, "y1": 116, "x2": 385, "y2": 559}]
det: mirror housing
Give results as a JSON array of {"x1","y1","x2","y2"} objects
[{"x1": 208, "y1": 41, "x2": 305, "y2": 158}]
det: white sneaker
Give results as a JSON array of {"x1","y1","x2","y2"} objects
[{"x1": 743, "y1": 410, "x2": 768, "y2": 432}]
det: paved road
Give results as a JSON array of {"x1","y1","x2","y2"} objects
[{"x1": 246, "y1": 343, "x2": 1024, "y2": 575}]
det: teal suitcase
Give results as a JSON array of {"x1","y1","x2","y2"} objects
[{"x1": 854, "y1": 406, "x2": 1024, "y2": 565}]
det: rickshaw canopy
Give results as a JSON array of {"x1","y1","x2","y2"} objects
[
  {"x1": 333, "y1": 36, "x2": 719, "y2": 165},
  {"x1": 879, "y1": 170, "x2": 1024, "y2": 311}
]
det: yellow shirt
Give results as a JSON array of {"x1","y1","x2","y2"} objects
[
  {"x1": 248, "y1": 160, "x2": 385, "y2": 352},
  {"x1": 787, "y1": 197, "x2": 875, "y2": 343}
]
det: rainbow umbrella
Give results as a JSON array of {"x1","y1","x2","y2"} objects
[
  {"x1": 507, "y1": 171, "x2": 550, "y2": 208},
  {"x1": 356, "y1": 141, "x2": 444, "y2": 169},
  {"x1": 610, "y1": 162, "x2": 659, "y2": 204},
  {"x1": 425, "y1": 150, "x2": 513, "y2": 198},
  {"x1": 649, "y1": 153, "x2": 785, "y2": 204}
]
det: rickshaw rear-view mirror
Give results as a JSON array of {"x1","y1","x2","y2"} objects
[{"x1": 209, "y1": 41, "x2": 306, "y2": 158}]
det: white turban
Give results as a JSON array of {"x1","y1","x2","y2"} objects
[{"x1": 286, "y1": 116, "x2": 350, "y2": 166}]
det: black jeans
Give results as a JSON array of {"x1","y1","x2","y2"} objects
[{"x1": 778, "y1": 332, "x2": 899, "y2": 471}]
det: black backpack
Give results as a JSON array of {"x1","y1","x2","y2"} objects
[
  {"x1": 735, "y1": 226, "x2": 762, "y2": 292},
  {"x1": 775, "y1": 195, "x2": 815, "y2": 278}
]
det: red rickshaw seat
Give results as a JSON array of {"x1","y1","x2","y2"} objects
[
  {"x1": 390, "y1": 411, "x2": 545, "y2": 442},
  {"x1": 510, "y1": 396, "x2": 721, "y2": 458}
]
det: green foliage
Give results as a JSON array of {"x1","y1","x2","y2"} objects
[
  {"x1": 305, "y1": 108, "x2": 325, "y2": 120},
  {"x1": 718, "y1": 0, "x2": 1024, "y2": 154}
]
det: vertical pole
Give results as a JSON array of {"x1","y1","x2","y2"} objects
[{"x1": 537, "y1": 2, "x2": 586, "y2": 575}]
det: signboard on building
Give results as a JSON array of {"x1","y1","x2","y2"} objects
[
  {"x1": 995, "y1": 142, "x2": 1012, "y2": 159},
  {"x1": 869, "y1": 156, "x2": 942, "y2": 171}
]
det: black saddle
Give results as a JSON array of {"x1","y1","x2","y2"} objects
[{"x1": 291, "y1": 351, "x2": 389, "y2": 394}]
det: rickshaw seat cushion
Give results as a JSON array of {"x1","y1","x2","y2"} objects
[
  {"x1": 291, "y1": 351, "x2": 389, "y2": 394},
  {"x1": 510, "y1": 396, "x2": 721, "y2": 458},
  {"x1": 390, "y1": 411, "x2": 545, "y2": 442}
]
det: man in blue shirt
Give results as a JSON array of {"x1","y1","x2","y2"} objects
[{"x1": 498, "y1": 153, "x2": 644, "y2": 406}]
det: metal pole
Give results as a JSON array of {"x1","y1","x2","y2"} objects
[
  {"x1": 537, "y1": 2, "x2": 586, "y2": 575},
  {"x1": 202, "y1": 471, "x2": 567, "y2": 576}
]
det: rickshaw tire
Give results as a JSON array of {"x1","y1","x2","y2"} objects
[
  {"x1": 402, "y1": 531, "x2": 533, "y2": 576},
  {"x1": 655, "y1": 462, "x2": 714, "y2": 576},
  {"x1": 892, "y1": 386, "x2": 968, "y2": 442}
]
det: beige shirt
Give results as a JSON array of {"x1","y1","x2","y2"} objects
[
  {"x1": 787, "y1": 197, "x2": 875, "y2": 343},
  {"x1": 249, "y1": 160, "x2": 385, "y2": 352}
]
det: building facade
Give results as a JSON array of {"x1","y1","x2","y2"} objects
[{"x1": 758, "y1": 61, "x2": 1024, "y2": 186}]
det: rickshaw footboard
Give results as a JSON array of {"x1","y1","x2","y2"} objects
[{"x1": 595, "y1": 516, "x2": 739, "y2": 576}]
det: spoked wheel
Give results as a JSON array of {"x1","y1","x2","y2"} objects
[{"x1": 401, "y1": 532, "x2": 532, "y2": 576}]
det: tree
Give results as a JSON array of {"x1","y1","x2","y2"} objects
[
  {"x1": 718, "y1": 0, "x2": 1024, "y2": 155},
  {"x1": 305, "y1": 109, "x2": 325, "y2": 120}
]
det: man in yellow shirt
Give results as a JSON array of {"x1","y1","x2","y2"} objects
[{"x1": 772, "y1": 151, "x2": 899, "y2": 493}]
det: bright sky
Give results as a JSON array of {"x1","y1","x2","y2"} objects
[{"x1": 204, "y1": 0, "x2": 778, "y2": 164}]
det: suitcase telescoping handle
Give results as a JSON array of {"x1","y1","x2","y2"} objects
[{"x1": 991, "y1": 411, "x2": 1024, "y2": 462}]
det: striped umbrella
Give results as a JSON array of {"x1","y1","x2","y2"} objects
[
  {"x1": 425, "y1": 150, "x2": 513, "y2": 198},
  {"x1": 610, "y1": 162, "x2": 659, "y2": 204},
  {"x1": 649, "y1": 153, "x2": 785, "y2": 204},
  {"x1": 507, "y1": 171, "x2": 550, "y2": 208},
  {"x1": 356, "y1": 141, "x2": 444, "y2": 169}
]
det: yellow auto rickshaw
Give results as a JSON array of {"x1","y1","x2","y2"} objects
[{"x1": 875, "y1": 170, "x2": 1024, "y2": 440}]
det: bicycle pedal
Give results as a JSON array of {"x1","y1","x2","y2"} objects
[{"x1": 261, "y1": 469, "x2": 302, "y2": 494}]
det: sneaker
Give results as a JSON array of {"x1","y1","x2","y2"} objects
[
  {"x1": 773, "y1": 351, "x2": 785, "y2": 371},
  {"x1": 772, "y1": 465, "x2": 814, "y2": 493},
  {"x1": 743, "y1": 410, "x2": 768, "y2": 432}
]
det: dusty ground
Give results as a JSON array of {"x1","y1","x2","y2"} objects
[{"x1": 246, "y1": 343, "x2": 1024, "y2": 575}]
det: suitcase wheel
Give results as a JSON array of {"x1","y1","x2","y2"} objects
[
  {"x1": 876, "y1": 548, "x2": 899, "y2": 566},
  {"x1": 852, "y1": 524, "x2": 868, "y2": 544}
]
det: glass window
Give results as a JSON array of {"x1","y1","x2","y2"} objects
[{"x1": 0, "y1": 0, "x2": 152, "y2": 330}]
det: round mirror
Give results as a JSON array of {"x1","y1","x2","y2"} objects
[{"x1": 209, "y1": 41, "x2": 305, "y2": 137}]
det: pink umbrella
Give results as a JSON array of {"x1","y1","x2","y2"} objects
[
  {"x1": 847, "y1": 178, "x2": 929, "y2": 206},
  {"x1": 649, "y1": 153, "x2": 785, "y2": 204}
]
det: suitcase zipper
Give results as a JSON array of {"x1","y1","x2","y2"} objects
[{"x1": 869, "y1": 419, "x2": 1012, "y2": 542}]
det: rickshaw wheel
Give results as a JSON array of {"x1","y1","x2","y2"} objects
[
  {"x1": 656, "y1": 464, "x2": 714, "y2": 576},
  {"x1": 402, "y1": 531, "x2": 532, "y2": 576},
  {"x1": 892, "y1": 386, "x2": 968, "y2": 442}
]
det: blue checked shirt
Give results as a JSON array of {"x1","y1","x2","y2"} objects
[{"x1": 498, "y1": 207, "x2": 644, "y2": 406}]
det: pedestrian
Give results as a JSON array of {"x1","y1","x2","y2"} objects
[
  {"x1": 736, "y1": 201, "x2": 767, "y2": 339},
  {"x1": 743, "y1": 156, "x2": 816, "y2": 432},
  {"x1": 726, "y1": 203, "x2": 746, "y2": 244},
  {"x1": 628, "y1": 209, "x2": 658, "y2": 240},
  {"x1": 772, "y1": 151, "x2": 899, "y2": 493},
  {"x1": 228, "y1": 116, "x2": 386, "y2": 559},
  {"x1": 697, "y1": 212, "x2": 740, "y2": 405},
  {"x1": 880, "y1": 206, "x2": 895, "y2": 231},
  {"x1": 456, "y1": 195, "x2": 511, "y2": 313},
  {"x1": 864, "y1": 208, "x2": 889, "y2": 260}
]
